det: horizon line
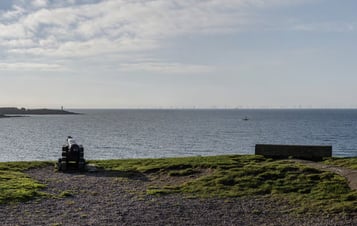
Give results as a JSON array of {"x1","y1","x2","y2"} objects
[
  {"x1": 2, "y1": 106, "x2": 357, "y2": 110},
  {"x1": 68, "y1": 107, "x2": 357, "y2": 110}
]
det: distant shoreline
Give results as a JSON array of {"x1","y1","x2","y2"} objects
[
  {"x1": 0, "y1": 114, "x2": 25, "y2": 118},
  {"x1": 0, "y1": 107, "x2": 78, "y2": 116},
  {"x1": 67, "y1": 108, "x2": 357, "y2": 111}
]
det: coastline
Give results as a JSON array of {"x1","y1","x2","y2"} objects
[
  {"x1": 0, "y1": 107, "x2": 78, "y2": 117},
  {"x1": 0, "y1": 114, "x2": 25, "y2": 118}
]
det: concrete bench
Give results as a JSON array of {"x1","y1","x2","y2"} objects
[{"x1": 255, "y1": 144, "x2": 332, "y2": 161}]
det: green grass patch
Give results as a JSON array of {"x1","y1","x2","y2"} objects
[
  {"x1": 168, "y1": 168, "x2": 199, "y2": 177},
  {"x1": 92, "y1": 155, "x2": 357, "y2": 213},
  {"x1": 0, "y1": 161, "x2": 52, "y2": 171},
  {"x1": 323, "y1": 157, "x2": 357, "y2": 170},
  {"x1": 0, "y1": 161, "x2": 51, "y2": 204},
  {"x1": 0, "y1": 170, "x2": 46, "y2": 203},
  {"x1": 90, "y1": 155, "x2": 265, "y2": 173}
]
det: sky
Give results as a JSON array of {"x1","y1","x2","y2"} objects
[{"x1": 1, "y1": 0, "x2": 357, "y2": 109}]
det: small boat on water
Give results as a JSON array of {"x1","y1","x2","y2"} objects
[{"x1": 243, "y1": 116, "x2": 249, "y2": 121}]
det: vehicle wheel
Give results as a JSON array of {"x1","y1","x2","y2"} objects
[
  {"x1": 78, "y1": 162, "x2": 85, "y2": 171},
  {"x1": 61, "y1": 162, "x2": 67, "y2": 171},
  {"x1": 57, "y1": 158, "x2": 62, "y2": 171},
  {"x1": 79, "y1": 158, "x2": 86, "y2": 170}
]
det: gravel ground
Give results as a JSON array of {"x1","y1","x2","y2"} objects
[{"x1": 0, "y1": 166, "x2": 356, "y2": 226}]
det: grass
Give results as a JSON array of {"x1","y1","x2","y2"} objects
[
  {"x1": 0, "y1": 161, "x2": 52, "y2": 171},
  {"x1": 0, "y1": 161, "x2": 52, "y2": 204},
  {"x1": 1, "y1": 155, "x2": 356, "y2": 214},
  {"x1": 322, "y1": 157, "x2": 357, "y2": 170},
  {"x1": 90, "y1": 155, "x2": 257, "y2": 173},
  {"x1": 92, "y1": 155, "x2": 357, "y2": 213}
]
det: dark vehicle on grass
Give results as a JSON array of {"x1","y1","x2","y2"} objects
[{"x1": 58, "y1": 136, "x2": 86, "y2": 171}]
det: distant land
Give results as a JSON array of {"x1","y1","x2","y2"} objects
[{"x1": 0, "y1": 107, "x2": 78, "y2": 117}]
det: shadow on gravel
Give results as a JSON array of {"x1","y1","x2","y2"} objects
[{"x1": 60, "y1": 169, "x2": 149, "y2": 182}]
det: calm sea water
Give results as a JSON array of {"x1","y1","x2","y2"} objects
[{"x1": 0, "y1": 109, "x2": 356, "y2": 162}]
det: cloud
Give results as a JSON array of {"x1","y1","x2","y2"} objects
[
  {"x1": 1, "y1": 5, "x2": 25, "y2": 20},
  {"x1": 0, "y1": 23, "x2": 27, "y2": 38},
  {"x1": 119, "y1": 62, "x2": 213, "y2": 74},
  {"x1": 0, "y1": 0, "x2": 327, "y2": 74},
  {"x1": 0, "y1": 0, "x2": 306, "y2": 58},
  {"x1": 292, "y1": 22, "x2": 356, "y2": 32},
  {"x1": 0, "y1": 38, "x2": 35, "y2": 48},
  {"x1": 31, "y1": 0, "x2": 48, "y2": 8},
  {"x1": 0, "y1": 62, "x2": 65, "y2": 71},
  {"x1": 8, "y1": 37, "x2": 158, "y2": 58}
]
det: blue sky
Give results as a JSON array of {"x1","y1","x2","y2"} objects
[{"x1": 0, "y1": 0, "x2": 357, "y2": 108}]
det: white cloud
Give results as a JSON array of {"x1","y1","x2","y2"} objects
[
  {"x1": 1, "y1": 0, "x2": 303, "y2": 59},
  {"x1": 0, "y1": 62, "x2": 65, "y2": 71},
  {"x1": 119, "y1": 62, "x2": 213, "y2": 74},
  {"x1": 0, "y1": 0, "x2": 329, "y2": 74},
  {"x1": 21, "y1": 8, "x2": 78, "y2": 32},
  {"x1": 0, "y1": 23, "x2": 27, "y2": 38},
  {"x1": 8, "y1": 37, "x2": 158, "y2": 58},
  {"x1": 31, "y1": 0, "x2": 48, "y2": 8},
  {"x1": 0, "y1": 38, "x2": 35, "y2": 47},
  {"x1": 292, "y1": 22, "x2": 356, "y2": 32},
  {"x1": 1, "y1": 5, "x2": 25, "y2": 20}
]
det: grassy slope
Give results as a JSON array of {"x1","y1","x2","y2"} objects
[
  {"x1": 0, "y1": 161, "x2": 52, "y2": 204},
  {"x1": 323, "y1": 157, "x2": 357, "y2": 170},
  {"x1": 0, "y1": 156, "x2": 356, "y2": 214},
  {"x1": 91, "y1": 155, "x2": 357, "y2": 213}
]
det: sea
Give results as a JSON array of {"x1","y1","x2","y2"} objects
[{"x1": 0, "y1": 109, "x2": 356, "y2": 162}]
